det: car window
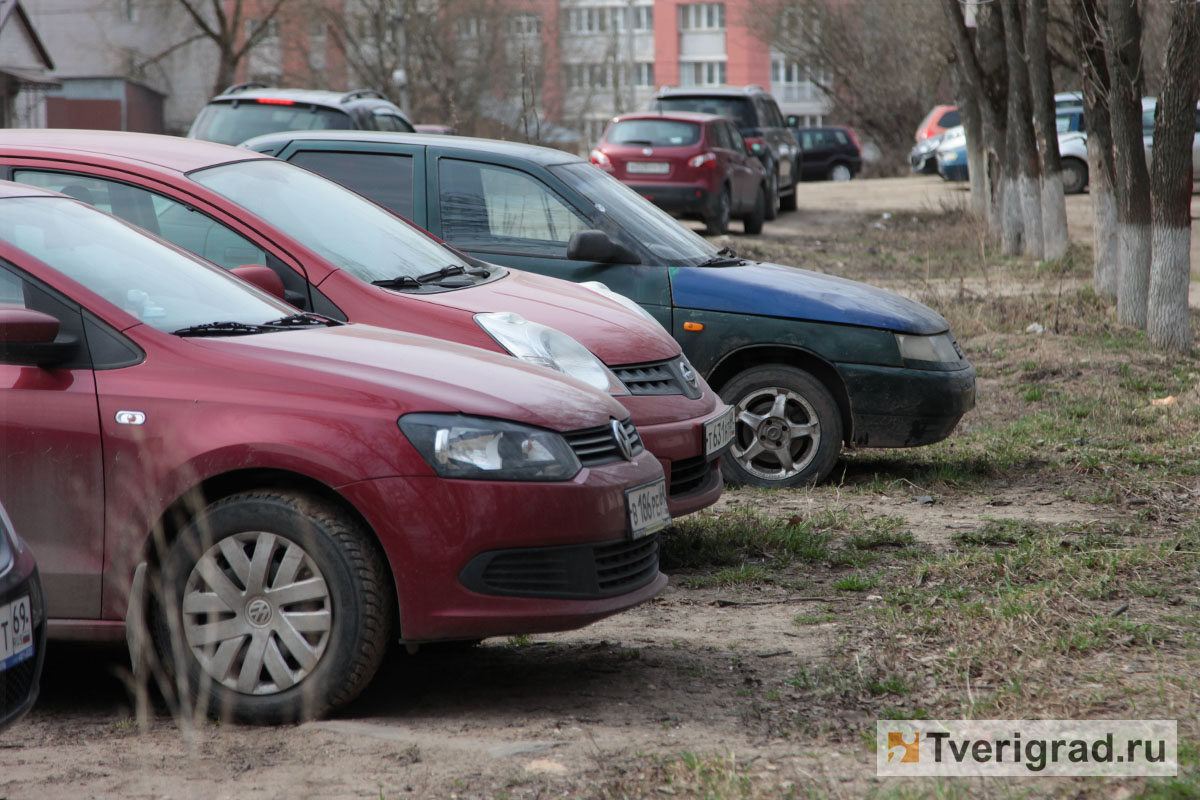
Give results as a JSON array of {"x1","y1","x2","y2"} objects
[
  {"x1": 765, "y1": 100, "x2": 786, "y2": 128},
  {"x1": 1142, "y1": 108, "x2": 1155, "y2": 134},
  {"x1": 727, "y1": 123, "x2": 748, "y2": 154},
  {"x1": 439, "y1": 159, "x2": 589, "y2": 257},
  {"x1": 287, "y1": 150, "x2": 416, "y2": 220},
  {"x1": 607, "y1": 119, "x2": 701, "y2": 147},
  {"x1": 12, "y1": 170, "x2": 268, "y2": 270},
  {"x1": 655, "y1": 96, "x2": 756, "y2": 129},
  {"x1": 369, "y1": 111, "x2": 416, "y2": 133},
  {"x1": 938, "y1": 109, "x2": 961, "y2": 128},
  {"x1": 0, "y1": 197, "x2": 292, "y2": 332},
  {"x1": 800, "y1": 131, "x2": 814, "y2": 149},
  {"x1": 189, "y1": 101, "x2": 354, "y2": 146},
  {"x1": 833, "y1": 130, "x2": 850, "y2": 145},
  {"x1": 711, "y1": 123, "x2": 731, "y2": 150}
]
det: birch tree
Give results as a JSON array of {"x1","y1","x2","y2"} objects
[
  {"x1": 1024, "y1": 0, "x2": 1068, "y2": 260},
  {"x1": 1001, "y1": 0, "x2": 1041, "y2": 256}
]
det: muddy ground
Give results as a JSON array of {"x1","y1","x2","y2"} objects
[{"x1": 3, "y1": 176, "x2": 1198, "y2": 800}]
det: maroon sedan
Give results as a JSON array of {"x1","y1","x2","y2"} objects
[
  {"x1": 0, "y1": 130, "x2": 732, "y2": 518},
  {"x1": 590, "y1": 112, "x2": 767, "y2": 235},
  {"x1": 0, "y1": 181, "x2": 669, "y2": 723}
]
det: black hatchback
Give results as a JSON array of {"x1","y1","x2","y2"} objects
[
  {"x1": 0, "y1": 501, "x2": 45, "y2": 731},
  {"x1": 791, "y1": 125, "x2": 863, "y2": 182}
]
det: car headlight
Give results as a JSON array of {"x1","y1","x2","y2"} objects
[
  {"x1": 895, "y1": 332, "x2": 962, "y2": 362},
  {"x1": 940, "y1": 150, "x2": 961, "y2": 164},
  {"x1": 475, "y1": 312, "x2": 627, "y2": 395},
  {"x1": 399, "y1": 413, "x2": 582, "y2": 481},
  {"x1": 579, "y1": 281, "x2": 667, "y2": 332}
]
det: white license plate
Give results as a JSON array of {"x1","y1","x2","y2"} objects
[
  {"x1": 704, "y1": 406, "x2": 736, "y2": 455},
  {"x1": 0, "y1": 595, "x2": 34, "y2": 671},
  {"x1": 627, "y1": 161, "x2": 670, "y2": 174},
  {"x1": 626, "y1": 478, "x2": 670, "y2": 539}
]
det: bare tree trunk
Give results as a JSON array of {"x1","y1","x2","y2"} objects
[
  {"x1": 1146, "y1": 0, "x2": 1200, "y2": 352},
  {"x1": 1072, "y1": 0, "x2": 1119, "y2": 296},
  {"x1": 954, "y1": 73, "x2": 987, "y2": 219},
  {"x1": 1104, "y1": 0, "x2": 1152, "y2": 328},
  {"x1": 1024, "y1": 0, "x2": 1067, "y2": 260},
  {"x1": 1002, "y1": 0, "x2": 1041, "y2": 257}
]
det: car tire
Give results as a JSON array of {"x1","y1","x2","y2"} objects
[
  {"x1": 718, "y1": 365, "x2": 842, "y2": 488},
  {"x1": 763, "y1": 166, "x2": 780, "y2": 221},
  {"x1": 151, "y1": 491, "x2": 393, "y2": 724},
  {"x1": 778, "y1": 162, "x2": 799, "y2": 211},
  {"x1": 829, "y1": 163, "x2": 853, "y2": 182},
  {"x1": 705, "y1": 186, "x2": 731, "y2": 235},
  {"x1": 742, "y1": 185, "x2": 766, "y2": 235},
  {"x1": 1061, "y1": 158, "x2": 1088, "y2": 194}
]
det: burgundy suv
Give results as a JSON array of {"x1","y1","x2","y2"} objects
[
  {"x1": 0, "y1": 181, "x2": 670, "y2": 723},
  {"x1": 0, "y1": 130, "x2": 732, "y2": 518},
  {"x1": 591, "y1": 113, "x2": 767, "y2": 235}
]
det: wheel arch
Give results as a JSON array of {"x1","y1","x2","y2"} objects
[{"x1": 705, "y1": 344, "x2": 853, "y2": 445}]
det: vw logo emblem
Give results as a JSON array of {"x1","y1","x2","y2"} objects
[
  {"x1": 642, "y1": 147, "x2": 653, "y2": 156},
  {"x1": 611, "y1": 419, "x2": 638, "y2": 461},
  {"x1": 246, "y1": 598, "x2": 273, "y2": 627}
]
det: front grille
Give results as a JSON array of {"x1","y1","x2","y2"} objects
[
  {"x1": 563, "y1": 418, "x2": 644, "y2": 467},
  {"x1": 612, "y1": 357, "x2": 702, "y2": 399},
  {"x1": 460, "y1": 534, "x2": 660, "y2": 599},
  {"x1": 669, "y1": 454, "x2": 712, "y2": 497}
]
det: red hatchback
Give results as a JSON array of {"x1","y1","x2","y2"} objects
[
  {"x1": 591, "y1": 113, "x2": 767, "y2": 235},
  {"x1": 0, "y1": 130, "x2": 732, "y2": 518},
  {"x1": 0, "y1": 181, "x2": 669, "y2": 723}
]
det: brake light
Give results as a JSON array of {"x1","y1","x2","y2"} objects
[
  {"x1": 744, "y1": 136, "x2": 765, "y2": 150},
  {"x1": 255, "y1": 98, "x2": 296, "y2": 105},
  {"x1": 590, "y1": 149, "x2": 613, "y2": 170},
  {"x1": 687, "y1": 152, "x2": 717, "y2": 168}
]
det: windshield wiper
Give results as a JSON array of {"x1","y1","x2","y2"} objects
[
  {"x1": 417, "y1": 264, "x2": 491, "y2": 283},
  {"x1": 372, "y1": 275, "x2": 422, "y2": 289},
  {"x1": 621, "y1": 139, "x2": 655, "y2": 146},
  {"x1": 262, "y1": 312, "x2": 341, "y2": 328},
  {"x1": 696, "y1": 247, "x2": 744, "y2": 268},
  {"x1": 173, "y1": 321, "x2": 280, "y2": 337}
]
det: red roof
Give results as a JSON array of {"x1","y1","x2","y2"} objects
[{"x1": 0, "y1": 129, "x2": 265, "y2": 174}]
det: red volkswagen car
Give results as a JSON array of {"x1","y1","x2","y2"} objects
[
  {"x1": 0, "y1": 181, "x2": 670, "y2": 723},
  {"x1": 0, "y1": 130, "x2": 731, "y2": 517},
  {"x1": 591, "y1": 112, "x2": 767, "y2": 235}
]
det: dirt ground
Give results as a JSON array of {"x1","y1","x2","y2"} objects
[{"x1": 3, "y1": 176, "x2": 1196, "y2": 800}]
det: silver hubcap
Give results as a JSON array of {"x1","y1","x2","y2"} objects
[
  {"x1": 181, "y1": 531, "x2": 332, "y2": 696},
  {"x1": 831, "y1": 165, "x2": 851, "y2": 182},
  {"x1": 731, "y1": 387, "x2": 821, "y2": 481}
]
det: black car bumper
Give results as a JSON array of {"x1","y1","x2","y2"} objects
[
  {"x1": 839, "y1": 363, "x2": 977, "y2": 448},
  {"x1": 628, "y1": 184, "x2": 711, "y2": 216},
  {"x1": 0, "y1": 561, "x2": 46, "y2": 732}
]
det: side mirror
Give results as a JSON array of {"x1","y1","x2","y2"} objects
[
  {"x1": 749, "y1": 141, "x2": 766, "y2": 157},
  {"x1": 0, "y1": 308, "x2": 75, "y2": 366},
  {"x1": 232, "y1": 265, "x2": 287, "y2": 300},
  {"x1": 567, "y1": 230, "x2": 641, "y2": 265},
  {"x1": 786, "y1": 114, "x2": 799, "y2": 128}
]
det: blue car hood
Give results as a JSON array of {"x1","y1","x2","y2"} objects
[{"x1": 671, "y1": 261, "x2": 950, "y2": 335}]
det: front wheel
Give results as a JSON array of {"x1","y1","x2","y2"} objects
[
  {"x1": 705, "y1": 186, "x2": 731, "y2": 235},
  {"x1": 741, "y1": 185, "x2": 766, "y2": 235},
  {"x1": 718, "y1": 365, "x2": 843, "y2": 487},
  {"x1": 152, "y1": 491, "x2": 393, "y2": 724},
  {"x1": 1060, "y1": 158, "x2": 1088, "y2": 194},
  {"x1": 763, "y1": 167, "x2": 780, "y2": 221},
  {"x1": 829, "y1": 163, "x2": 853, "y2": 182}
]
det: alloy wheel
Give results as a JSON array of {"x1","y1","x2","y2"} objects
[{"x1": 730, "y1": 386, "x2": 821, "y2": 481}]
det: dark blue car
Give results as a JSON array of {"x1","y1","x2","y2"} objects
[
  {"x1": 243, "y1": 131, "x2": 977, "y2": 488},
  {"x1": 0, "y1": 501, "x2": 45, "y2": 731}
]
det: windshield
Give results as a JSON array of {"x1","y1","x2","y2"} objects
[
  {"x1": 189, "y1": 101, "x2": 354, "y2": 146},
  {"x1": 1, "y1": 197, "x2": 294, "y2": 332},
  {"x1": 654, "y1": 97, "x2": 755, "y2": 129},
  {"x1": 190, "y1": 159, "x2": 469, "y2": 284},
  {"x1": 552, "y1": 162, "x2": 718, "y2": 266},
  {"x1": 607, "y1": 120, "x2": 701, "y2": 147}
]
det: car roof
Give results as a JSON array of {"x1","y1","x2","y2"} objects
[
  {"x1": 655, "y1": 86, "x2": 768, "y2": 98},
  {"x1": 210, "y1": 86, "x2": 392, "y2": 108},
  {"x1": 242, "y1": 130, "x2": 588, "y2": 167},
  {"x1": 0, "y1": 129, "x2": 267, "y2": 173},
  {"x1": 0, "y1": 178, "x2": 63, "y2": 199},
  {"x1": 610, "y1": 111, "x2": 722, "y2": 124}
]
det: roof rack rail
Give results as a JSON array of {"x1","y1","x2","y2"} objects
[
  {"x1": 221, "y1": 81, "x2": 268, "y2": 95},
  {"x1": 341, "y1": 89, "x2": 387, "y2": 103}
]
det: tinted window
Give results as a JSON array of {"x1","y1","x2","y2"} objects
[
  {"x1": 727, "y1": 123, "x2": 748, "y2": 154},
  {"x1": 938, "y1": 109, "x2": 961, "y2": 128},
  {"x1": 833, "y1": 130, "x2": 850, "y2": 145},
  {"x1": 0, "y1": 197, "x2": 291, "y2": 332},
  {"x1": 764, "y1": 99, "x2": 786, "y2": 128},
  {"x1": 607, "y1": 119, "x2": 701, "y2": 146},
  {"x1": 13, "y1": 170, "x2": 267, "y2": 269},
  {"x1": 711, "y1": 123, "x2": 732, "y2": 150},
  {"x1": 288, "y1": 150, "x2": 417, "y2": 220},
  {"x1": 654, "y1": 96, "x2": 755, "y2": 129},
  {"x1": 439, "y1": 159, "x2": 589, "y2": 257},
  {"x1": 189, "y1": 101, "x2": 354, "y2": 146}
]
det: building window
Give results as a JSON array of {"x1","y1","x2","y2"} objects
[
  {"x1": 456, "y1": 17, "x2": 488, "y2": 38},
  {"x1": 632, "y1": 6, "x2": 653, "y2": 30},
  {"x1": 679, "y1": 3, "x2": 725, "y2": 31},
  {"x1": 508, "y1": 12, "x2": 542, "y2": 35},
  {"x1": 634, "y1": 62, "x2": 654, "y2": 87},
  {"x1": 121, "y1": 0, "x2": 138, "y2": 23},
  {"x1": 679, "y1": 60, "x2": 726, "y2": 87},
  {"x1": 245, "y1": 18, "x2": 280, "y2": 42}
]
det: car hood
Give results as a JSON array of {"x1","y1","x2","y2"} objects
[
  {"x1": 416, "y1": 268, "x2": 680, "y2": 366},
  {"x1": 189, "y1": 323, "x2": 630, "y2": 431},
  {"x1": 670, "y1": 262, "x2": 950, "y2": 335}
]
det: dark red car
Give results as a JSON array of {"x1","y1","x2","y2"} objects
[
  {"x1": 590, "y1": 113, "x2": 767, "y2": 235},
  {"x1": 0, "y1": 130, "x2": 732, "y2": 518},
  {"x1": 0, "y1": 181, "x2": 670, "y2": 723}
]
